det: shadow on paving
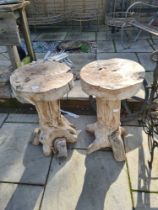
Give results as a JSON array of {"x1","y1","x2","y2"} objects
[
  {"x1": 3, "y1": 140, "x2": 46, "y2": 210},
  {"x1": 0, "y1": 123, "x2": 51, "y2": 210},
  {"x1": 135, "y1": 140, "x2": 158, "y2": 210},
  {"x1": 124, "y1": 126, "x2": 158, "y2": 209},
  {"x1": 41, "y1": 148, "x2": 131, "y2": 210},
  {"x1": 75, "y1": 151, "x2": 125, "y2": 210},
  {"x1": 4, "y1": 184, "x2": 42, "y2": 210},
  {"x1": 135, "y1": 193, "x2": 158, "y2": 210}
]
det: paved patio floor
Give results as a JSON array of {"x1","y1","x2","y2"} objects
[
  {"x1": 0, "y1": 30, "x2": 157, "y2": 99},
  {"x1": 0, "y1": 113, "x2": 158, "y2": 210},
  {"x1": 0, "y1": 28, "x2": 158, "y2": 209}
]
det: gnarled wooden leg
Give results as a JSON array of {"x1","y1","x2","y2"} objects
[
  {"x1": 87, "y1": 123, "x2": 111, "y2": 154},
  {"x1": 86, "y1": 97, "x2": 126, "y2": 161},
  {"x1": 32, "y1": 100, "x2": 78, "y2": 157},
  {"x1": 109, "y1": 129, "x2": 126, "y2": 162},
  {"x1": 54, "y1": 139, "x2": 68, "y2": 159},
  {"x1": 32, "y1": 128, "x2": 40, "y2": 145}
]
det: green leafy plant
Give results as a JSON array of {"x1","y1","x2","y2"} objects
[{"x1": 80, "y1": 43, "x2": 91, "y2": 53}]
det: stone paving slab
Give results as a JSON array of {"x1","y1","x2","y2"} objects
[
  {"x1": 6, "y1": 114, "x2": 38, "y2": 123},
  {"x1": 104, "y1": 30, "x2": 121, "y2": 41},
  {"x1": 124, "y1": 126, "x2": 158, "y2": 192},
  {"x1": 65, "y1": 32, "x2": 96, "y2": 41},
  {"x1": 149, "y1": 39, "x2": 158, "y2": 50},
  {"x1": 137, "y1": 53, "x2": 156, "y2": 71},
  {"x1": 68, "y1": 80, "x2": 88, "y2": 99},
  {"x1": 133, "y1": 87, "x2": 145, "y2": 100},
  {"x1": 0, "y1": 84, "x2": 11, "y2": 99},
  {"x1": 30, "y1": 32, "x2": 41, "y2": 41},
  {"x1": 133, "y1": 192, "x2": 158, "y2": 210},
  {"x1": 97, "y1": 40, "x2": 115, "y2": 53},
  {"x1": 68, "y1": 115, "x2": 96, "y2": 149},
  {"x1": 69, "y1": 117, "x2": 148, "y2": 150},
  {"x1": 97, "y1": 30, "x2": 132, "y2": 40},
  {"x1": 0, "y1": 183, "x2": 43, "y2": 210},
  {"x1": 97, "y1": 32, "x2": 109, "y2": 41},
  {"x1": 129, "y1": 30, "x2": 153, "y2": 40},
  {"x1": 145, "y1": 71, "x2": 153, "y2": 86},
  {"x1": 0, "y1": 123, "x2": 51, "y2": 184},
  {"x1": 97, "y1": 52, "x2": 138, "y2": 62},
  {"x1": 35, "y1": 53, "x2": 45, "y2": 60},
  {"x1": 37, "y1": 32, "x2": 67, "y2": 41},
  {"x1": 0, "y1": 68, "x2": 12, "y2": 84},
  {"x1": 105, "y1": 29, "x2": 151, "y2": 41},
  {"x1": 0, "y1": 113, "x2": 7, "y2": 127},
  {"x1": 115, "y1": 40, "x2": 153, "y2": 53},
  {"x1": 6, "y1": 114, "x2": 94, "y2": 150},
  {"x1": 69, "y1": 53, "x2": 96, "y2": 77},
  {"x1": 98, "y1": 25, "x2": 107, "y2": 32},
  {"x1": 0, "y1": 46, "x2": 7, "y2": 53},
  {"x1": 137, "y1": 33, "x2": 153, "y2": 40},
  {"x1": 152, "y1": 35, "x2": 158, "y2": 39},
  {"x1": 0, "y1": 54, "x2": 11, "y2": 68},
  {"x1": 41, "y1": 150, "x2": 132, "y2": 210},
  {"x1": 121, "y1": 120, "x2": 140, "y2": 127}
]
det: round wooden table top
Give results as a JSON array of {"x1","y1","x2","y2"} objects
[
  {"x1": 80, "y1": 59, "x2": 145, "y2": 100},
  {"x1": 10, "y1": 60, "x2": 73, "y2": 101},
  {"x1": 10, "y1": 60, "x2": 73, "y2": 93}
]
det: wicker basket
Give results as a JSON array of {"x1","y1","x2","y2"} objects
[{"x1": 27, "y1": 0, "x2": 105, "y2": 26}]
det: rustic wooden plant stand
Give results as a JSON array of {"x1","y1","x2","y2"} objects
[
  {"x1": 80, "y1": 59, "x2": 145, "y2": 161},
  {"x1": 10, "y1": 60, "x2": 78, "y2": 157},
  {"x1": 0, "y1": 1, "x2": 35, "y2": 68}
]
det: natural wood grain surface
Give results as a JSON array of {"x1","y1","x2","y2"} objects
[
  {"x1": 80, "y1": 59, "x2": 145, "y2": 100},
  {"x1": 20, "y1": 7, "x2": 36, "y2": 61},
  {"x1": 10, "y1": 60, "x2": 77, "y2": 157},
  {"x1": 10, "y1": 60, "x2": 73, "y2": 101},
  {"x1": 86, "y1": 98, "x2": 126, "y2": 161},
  {"x1": 80, "y1": 58, "x2": 145, "y2": 161},
  {"x1": 0, "y1": 13, "x2": 20, "y2": 46},
  {"x1": 32, "y1": 100, "x2": 78, "y2": 156},
  {"x1": 0, "y1": 1, "x2": 29, "y2": 12}
]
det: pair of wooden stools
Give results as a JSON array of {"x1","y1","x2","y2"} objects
[{"x1": 10, "y1": 59, "x2": 145, "y2": 161}]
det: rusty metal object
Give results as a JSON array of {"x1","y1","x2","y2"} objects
[{"x1": 142, "y1": 50, "x2": 158, "y2": 169}]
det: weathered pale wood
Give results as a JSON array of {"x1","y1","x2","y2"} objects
[
  {"x1": 0, "y1": 13, "x2": 20, "y2": 46},
  {"x1": 0, "y1": 1, "x2": 35, "y2": 70},
  {"x1": 80, "y1": 59, "x2": 145, "y2": 161},
  {"x1": 86, "y1": 98, "x2": 125, "y2": 161},
  {"x1": 54, "y1": 139, "x2": 68, "y2": 158},
  {"x1": 109, "y1": 128, "x2": 126, "y2": 162},
  {"x1": 7, "y1": 46, "x2": 21, "y2": 69},
  {"x1": 0, "y1": 1, "x2": 29, "y2": 12},
  {"x1": 10, "y1": 61, "x2": 78, "y2": 157},
  {"x1": 10, "y1": 60, "x2": 73, "y2": 101},
  {"x1": 32, "y1": 100, "x2": 77, "y2": 156},
  {"x1": 80, "y1": 59, "x2": 145, "y2": 100},
  {"x1": 20, "y1": 7, "x2": 36, "y2": 61}
]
